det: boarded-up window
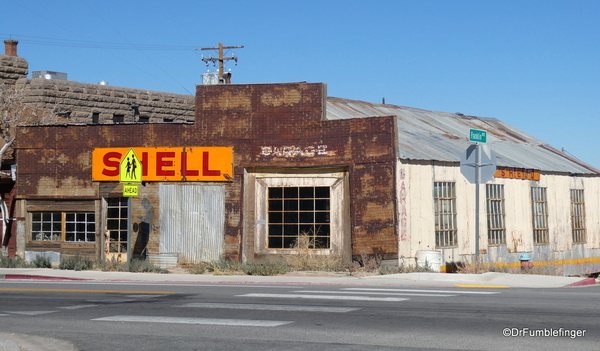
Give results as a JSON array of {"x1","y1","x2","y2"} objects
[
  {"x1": 267, "y1": 186, "x2": 331, "y2": 249},
  {"x1": 531, "y1": 187, "x2": 549, "y2": 244},
  {"x1": 159, "y1": 184, "x2": 225, "y2": 263},
  {"x1": 486, "y1": 184, "x2": 506, "y2": 245},
  {"x1": 434, "y1": 182, "x2": 457, "y2": 248},
  {"x1": 570, "y1": 189, "x2": 586, "y2": 243}
]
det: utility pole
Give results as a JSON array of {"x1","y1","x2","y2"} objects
[{"x1": 199, "y1": 42, "x2": 244, "y2": 84}]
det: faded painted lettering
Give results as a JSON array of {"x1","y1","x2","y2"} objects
[
  {"x1": 260, "y1": 144, "x2": 332, "y2": 158},
  {"x1": 399, "y1": 168, "x2": 408, "y2": 241}
]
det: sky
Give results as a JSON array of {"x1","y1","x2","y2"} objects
[{"x1": 3, "y1": 1, "x2": 600, "y2": 169}]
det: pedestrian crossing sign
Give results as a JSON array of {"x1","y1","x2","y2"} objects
[{"x1": 119, "y1": 148, "x2": 142, "y2": 183}]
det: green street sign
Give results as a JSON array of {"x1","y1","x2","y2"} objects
[{"x1": 469, "y1": 129, "x2": 487, "y2": 143}]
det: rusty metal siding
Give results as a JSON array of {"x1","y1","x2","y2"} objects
[{"x1": 159, "y1": 184, "x2": 224, "y2": 263}]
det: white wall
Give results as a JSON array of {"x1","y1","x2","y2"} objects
[{"x1": 397, "y1": 159, "x2": 600, "y2": 267}]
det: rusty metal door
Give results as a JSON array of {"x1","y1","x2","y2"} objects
[{"x1": 159, "y1": 184, "x2": 224, "y2": 263}]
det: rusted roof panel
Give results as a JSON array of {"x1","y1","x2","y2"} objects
[{"x1": 326, "y1": 97, "x2": 599, "y2": 175}]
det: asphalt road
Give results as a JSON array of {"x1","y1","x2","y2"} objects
[{"x1": 0, "y1": 280, "x2": 598, "y2": 350}]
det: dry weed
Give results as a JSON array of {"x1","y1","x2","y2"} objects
[{"x1": 284, "y1": 234, "x2": 345, "y2": 271}]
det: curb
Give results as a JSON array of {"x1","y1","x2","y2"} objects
[
  {"x1": 563, "y1": 277, "x2": 597, "y2": 287},
  {"x1": 2, "y1": 274, "x2": 91, "y2": 281}
]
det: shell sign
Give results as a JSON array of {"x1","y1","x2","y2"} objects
[{"x1": 92, "y1": 147, "x2": 233, "y2": 182}]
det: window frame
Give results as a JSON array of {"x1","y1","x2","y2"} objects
[
  {"x1": 531, "y1": 187, "x2": 549, "y2": 244},
  {"x1": 570, "y1": 189, "x2": 586, "y2": 244},
  {"x1": 486, "y1": 184, "x2": 506, "y2": 245},
  {"x1": 267, "y1": 186, "x2": 331, "y2": 250},
  {"x1": 250, "y1": 170, "x2": 349, "y2": 257},
  {"x1": 106, "y1": 197, "x2": 129, "y2": 254},
  {"x1": 433, "y1": 181, "x2": 457, "y2": 248},
  {"x1": 30, "y1": 211, "x2": 96, "y2": 243}
]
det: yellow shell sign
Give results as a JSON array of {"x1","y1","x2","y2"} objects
[{"x1": 92, "y1": 147, "x2": 233, "y2": 182}]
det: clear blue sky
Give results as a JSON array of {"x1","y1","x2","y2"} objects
[{"x1": 3, "y1": 1, "x2": 600, "y2": 169}]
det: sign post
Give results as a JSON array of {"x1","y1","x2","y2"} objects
[
  {"x1": 119, "y1": 148, "x2": 142, "y2": 271},
  {"x1": 460, "y1": 131, "x2": 496, "y2": 262}
]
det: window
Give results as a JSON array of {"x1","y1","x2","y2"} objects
[
  {"x1": 251, "y1": 170, "x2": 349, "y2": 258},
  {"x1": 486, "y1": 184, "x2": 506, "y2": 245},
  {"x1": 531, "y1": 187, "x2": 549, "y2": 244},
  {"x1": 113, "y1": 114, "x2": 124, "y2": 123},
  {"x1": 138, "y1": 116, "x2": 149, "y2": 123},
  {"x1": 434, "y1": 182, "x2": 457, "y2": 247},
  {"x1": 570, "y1": 189, "x2": 586, "y2": 243},
  {"x1": 31, "y1": 212, "x2": 95, "y2": 242},
  {"x1": 106, "y1": 198, "x2": 129, "y2": 253},
  {"x1": 92, "y1": 112, "x2": 100, "y2": 124},
  {"x1": 267, "y1": 186, "x2": 330, "y2": 249}
]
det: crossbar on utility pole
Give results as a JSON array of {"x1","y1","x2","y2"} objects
[{"x1": 198, "y1": 42, "x2": 244, "y2": 84}]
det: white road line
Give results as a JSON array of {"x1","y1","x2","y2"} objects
[
  {"x1": 178, "y1": 303, "x2": 360, "y2": 313},
  {"x1": 238, "y1": 293, "x2": 409, "y2": 302},
  {"x1": 342, "y1": 288, "x2": 500, "y2": 295},
  {"x1": 3, "y1": 311, "x2": 57, "y2": 315},
  {"x1": 92, "y1": 315, "x2": 293, "y2": 327},
  {"x1": 85, "y1": 299, "x2": 135, "y2": 303},
  {"x1": 293, "y1": 290, "x2": 454, "y2": 297},
  {"x1": 58, "y1": 304, "x2": 98, "y2": 310}
]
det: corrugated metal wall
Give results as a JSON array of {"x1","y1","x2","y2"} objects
[{"x1": 159, "y1": 184, "x2": 225, "y2": 263}]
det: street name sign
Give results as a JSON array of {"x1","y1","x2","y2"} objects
[{"x1": 469, "y1": 129, "x2": 487, "y2": 143}]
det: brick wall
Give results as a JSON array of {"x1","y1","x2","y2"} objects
[{"x1": 16, "y1": 82, "x2": 399, "y2": 261}]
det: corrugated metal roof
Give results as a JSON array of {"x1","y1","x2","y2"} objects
[{"x1": 326, "y1": 97, "x2": 600, "y2": 175}]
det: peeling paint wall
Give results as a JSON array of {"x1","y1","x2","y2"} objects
[
  {"x1": 399, "y1": 159, "x2": 600, "y2": 273},
  {"x1": 16, "y1": 82, "x2": 399, "y2": 263}
]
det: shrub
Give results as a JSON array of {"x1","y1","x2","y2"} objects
[
  {"x1": 349, "y1": 253, "x2": 382, "y2": 275},
  {"x1": 128, "y1": 259, "x2": 169, "y2": 273},
  {"x1": 95, "y1": 257, "x2": 124, "y2": 272},
  {"x1": 284, "y1": 234, "x2": 346, "y2": 272},
  {"x1": 205, "y1": 259, "x2": 244, "y2": 275},
  {"x1": 242, "y1": 262, "x2": 291, "y2": 276},
  {"x1": 31, "y1": 254, "x2": 52, "y2": 268},
  {"x1": 58, "y1": 254, "x2": 94, "y2": 271},
  {"x1": 0, "y1": 256, "x2": 31, "y2": 268},
  {"x1": 188, "y1": 264, "x2": 207, "y2": 274}
]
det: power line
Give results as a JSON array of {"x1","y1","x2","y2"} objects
[{"x1": 0, "y1": 33, "x2": 196, "y2": 51}]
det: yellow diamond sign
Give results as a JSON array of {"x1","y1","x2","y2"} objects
[{"x1": 119, "y1": 148, "x2": 142, "y2": 183}]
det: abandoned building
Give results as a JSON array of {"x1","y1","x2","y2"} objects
[
  {"x1": 0, "y1": 39, "x2": 194, "y2": 255},
  {"x1": 4, "y1": 40, "x2": 600, "y2": 275}
]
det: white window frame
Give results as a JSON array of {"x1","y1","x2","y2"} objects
[
  {"x1": 486, "y1": 184, "x2": 506, "y2": 245},
  {"x1": 570, "y1": 189, "x2": 586, "y2": 244},
  {"x1": 433, "y1": 181, "x2": 457, "y2": 248},
  {"x1": 250, "y1": 170, "x2": 349, "y2": 257}
]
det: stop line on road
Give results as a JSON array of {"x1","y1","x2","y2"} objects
[
  {"x1": 236, "y1": 287, "x2": 501, "y2": 302},
  {"x1": 178, "y1": 302, "x2": 360, "y2": 313}
]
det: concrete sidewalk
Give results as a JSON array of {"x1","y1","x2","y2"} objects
[{"x1": 0, "y1": 268, "x2": 597, "y2": 288}]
